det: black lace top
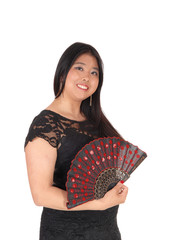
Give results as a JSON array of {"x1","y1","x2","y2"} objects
[
  {"x1": 24, "y1": 109, "x2": 121, "y2": 240},
  {"x1": 24, "y1": 109, "x2": 100, "y2": 190}
]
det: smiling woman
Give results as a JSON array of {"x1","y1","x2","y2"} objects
[
  {"x1": 73, "y1": 59, "x2": 99, "y2": 91},
  {"x1": 62, "y1": 53, "x2": 99, "y2": 105},
  {"x1": 24, "y1": 42, "x2": 127, "y2": 240}
]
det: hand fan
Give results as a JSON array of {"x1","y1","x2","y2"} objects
[{"x1": 66, "y1": 136, "x2": 147, "y2": 209}]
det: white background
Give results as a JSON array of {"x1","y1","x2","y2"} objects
[{"x1": 1, "y1": 0, "x2": 171, "y2": 239}]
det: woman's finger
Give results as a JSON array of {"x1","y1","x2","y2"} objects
[{"x1": 118, "y1": 187, "x2": 125, "y2": 194}]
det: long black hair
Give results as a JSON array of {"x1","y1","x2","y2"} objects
[{"x1": 53, "y1": 42, "x2": 123, "y2": 139}]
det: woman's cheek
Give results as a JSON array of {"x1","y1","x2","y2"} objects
[{"x1": 93, "y1": 78, "x2": 99, "y2": 90}]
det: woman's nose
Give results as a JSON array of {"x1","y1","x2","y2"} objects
[
  {"x1": 82, "y1": 77, "x2": 89, "y2": 81},
  {"x1": 82, "y1": 73, "x2": 90, "y2": 81}
]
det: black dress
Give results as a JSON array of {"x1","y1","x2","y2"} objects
[{"x1": 24, "y1": 109, "x2": 121, "y2": 240}]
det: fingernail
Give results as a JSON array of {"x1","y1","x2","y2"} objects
[{"x1": 120, "y1": 180, "x2": 124, "y2": 184}]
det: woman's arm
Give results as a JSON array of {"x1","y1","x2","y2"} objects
[{"x1": 24, "y1": 138, "x2": 128, "y2": 211}]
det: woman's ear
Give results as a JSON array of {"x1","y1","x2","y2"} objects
[{"x1": 59, "y1": 77, "x2": 64, "y2": 90}]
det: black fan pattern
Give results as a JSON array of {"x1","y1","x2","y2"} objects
[{"x1": 66, "y1": 137, "x2": 147, "y2": 208}]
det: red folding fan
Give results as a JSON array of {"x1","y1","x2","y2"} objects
[{"x1": 66, "y1": 136, "x2": 147, "y2": 209}]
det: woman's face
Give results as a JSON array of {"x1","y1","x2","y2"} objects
[{"x1": 62, "y1": 53, "x2": 99, "y2": 103}]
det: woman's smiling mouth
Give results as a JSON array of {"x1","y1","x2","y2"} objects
[{"x1": 76, "y1": 84, "x2": 89, "y2": 90}]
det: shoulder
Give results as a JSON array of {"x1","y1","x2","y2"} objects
[
  {"x1": 31, "y1": 109, "x2": 58, "y2": 124},
  {"x1": 24, "y1": 110, "x2": 62, "y2": 149},
  {"x1": 27, "y1": 110, "x2": 60, "y2": 135}
]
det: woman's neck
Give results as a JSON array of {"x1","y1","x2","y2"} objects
[{"x1": 46, "y1": 96, "x2": 86, "y2": 121}]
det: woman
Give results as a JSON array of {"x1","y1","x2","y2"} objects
[{"x1": 24, "y1": 42, "x2": 128, "y2": 240}]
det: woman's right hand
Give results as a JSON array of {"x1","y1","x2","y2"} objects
[
  {"x1": 97, "y1": 181, "x2": 128, "y2": 210},
  {"x1": 68, "y1": 181, "x2": 128, "y2": 211}
]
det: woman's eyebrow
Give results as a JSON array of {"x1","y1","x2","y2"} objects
[
  {"x1": 74, "y1": 62, "x2": 99, "y2": 71},
  {"x1": 74, "y1": 62, "x2": 86, "y2": 65}
]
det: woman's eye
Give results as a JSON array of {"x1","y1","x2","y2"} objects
[
  {"x1": 75, "y1": 66, "x2": 83, "y2": 71},
  {"x1": 91, "y1": 71, "x2": 98, "y2": 76}
]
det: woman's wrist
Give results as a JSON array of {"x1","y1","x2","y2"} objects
[{"x1": 67, "y1": 198, "x2": 105, "y2": 211}]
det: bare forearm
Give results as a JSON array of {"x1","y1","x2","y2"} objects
[
  {"x1": 35, "y1": 186, "x2": 67, "y2": 210},
  {"x1": 36, "y1": 186, "x2": 103, "y2": 211}
]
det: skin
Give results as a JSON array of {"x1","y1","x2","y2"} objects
[{"x1": 24, "y1": 53, "x2": 128, "y2": 211}]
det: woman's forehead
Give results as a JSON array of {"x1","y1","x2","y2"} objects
[{"x1": 74, "y1": 53, "x2": 98, "y2": 67}]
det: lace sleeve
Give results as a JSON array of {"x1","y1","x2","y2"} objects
[{"x1": 24, "y1": 113, "x2": 60, "y2": 149}]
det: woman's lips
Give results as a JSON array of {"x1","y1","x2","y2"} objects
[{"x1": 76, "y1": 84, "x2": 89, "y2": 91}]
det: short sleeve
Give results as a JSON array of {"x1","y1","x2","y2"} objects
[{"x1": 24, "y1": 113, "x2": 59, "y2": 149}]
